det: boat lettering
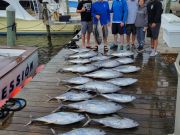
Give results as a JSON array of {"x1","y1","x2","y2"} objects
[{"x1": 1, "y1": 61, "x2": 34, "y2": 99}]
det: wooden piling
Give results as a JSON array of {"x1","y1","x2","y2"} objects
[{"x1": 6, "y1": 5, "x2": 16, "y2": 46}]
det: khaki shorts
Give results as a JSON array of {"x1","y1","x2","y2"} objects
[{"x1": 81, "y1": 21, "x2": 93, "y2": 34}]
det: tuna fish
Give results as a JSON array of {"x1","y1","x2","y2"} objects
[
  {"x1": 90, "y1": 55, "x2": 110, "y2": 62},
  {"x1": 58, "y1": 100, "x2": 123, "y2": 115},
  {"x1": 92, "y1": 60, "x2": 121, "y2": 68},
  {"x1": 106, "y1": 78, "x2": 138, "y2": 86},
  {"x1": 60, "y1": 65, "x2": 98, "y2": 73},
  {"x1": 111, "y1": 51, "x2": 134, "y2": 57},
  {"x1": 85, "y1": 116, "x2": 139, "y2": 129},
  {"x1": 52, "y1": 128, "x2": 106, "y2": 135},
  {"x1": 72, "y1": 81, "x2": 121, "y2": 93},
  {"x1": 68, "y1": 59, "x2": 91, "y2": 64},
  {"x1": 25, "y1": 112, "x2": 85, "y2": 126},
  {"x1": 83, "y1": 69, "x2": 123, "y2": 79},
  {"x1": 101, "y1": 93, "x2": 136, "y2": 103},
  {"x1": 61, "y1": 77, "x2": 93, "y2": 85},
  {"x1": 48, "y1": 91, "x2": 94, "y2": 102},
  {"x1": 112, "y1": 65, "x2": 141, "y2": 73},
  {"x1": 115, "y1": 58, "x2": 134, "y2": 64},
  {"x1": 68, "y1": 51, "x2": 97, "y2": 59},
  {"x1": 69, "y1": 48, "x2": 90, "y2": 53}
]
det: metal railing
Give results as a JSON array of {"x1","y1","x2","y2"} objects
[{"x1": 173, "y1": 53, "x2": 180, "y2": 135}]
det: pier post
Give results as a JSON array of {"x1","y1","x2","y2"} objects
[
  {"x1": 6, "y1": 6, "x2": 16, "y2": 46},
  {"x1": 164, "y1": 0, "x2": 171, "y2": 13},
  {"x1": 43, "y1": 2, "x2": 52, "y2": 48},
  {"x1": 66, "y1": 0, "x2": 69, "y2": 15},
  {"x1": 172, "y1": 53, "x2": 180, "y2": 135}
]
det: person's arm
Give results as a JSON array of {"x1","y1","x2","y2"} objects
[
  {"x1": 76, "y1": 2, "x2": 85, "y2": 13},
  {"x1": 144, "y1": 7, "x2": 148, "y2": 27},
  {"x1": 154, "y1": 2, "x2": 162, "y2": 23},
  {"x1": 91, "y1": 3, "x2": 100, "y2": 20},
  {"x1": 106, "y1": 2, "x2": 110, "y2": 23},
  {"x1": 122, "y1": 0, "x2": 128, "y2": 24}
]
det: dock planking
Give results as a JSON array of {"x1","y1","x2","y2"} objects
[{"x1": 0, "y1": 46, "x2": 177, "y2": 134}]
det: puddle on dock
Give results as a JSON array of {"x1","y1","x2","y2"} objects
[{"x1": 0, "y1": 35, "x2": 74, "y2": 64}]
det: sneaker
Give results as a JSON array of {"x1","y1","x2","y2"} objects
[
  {"x1": 110, "y1": 44, "x2": 118, "y2": 49},
  {"x1": 126, "y1": 44, "x2": 130, "y2": 50},
  {"x1": 131, "y1": 45, "x2": 136, "y2": 52},
  {"x1": 119, "y1": 45, "x2": 123, "y2": 50},
  {"x1": 150, "y1": 49, "x2": 158, "y2": 57},
  {"x1": 137, "y1": 46, "x2": 144, "y2": 53}
]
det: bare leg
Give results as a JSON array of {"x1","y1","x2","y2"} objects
[
  {"x1": 154, "y1": 39, "x2": 158, "y2": 50},
  {"x1": 132, "y1": 34, "x2": 136, "y2": 45},
  {"x1": 120, "y1": 34, "x2": 124, "y2": 45},
  {"x1": 114, "y1": 34, "x2": 118, "y2": 45},
  {"x1": 151, "y1": 38, "x2": 154, "y2": 48},
  {"x1": 87, "y1": 32, "x2": 91, "y2": 47},
  {"x1": 82, "y1": 34, "x2": 85, "y2": 48},
  {"x1": 126, "y1": 35, "x2": 130, "y2": 45}
]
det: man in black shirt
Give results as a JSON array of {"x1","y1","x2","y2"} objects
[
  {"x1": 77, "y1": 0, "x2": 92, "y2": 48},
  {"x1": 147, "y1": 0, "x2": 163, "y2": 57}
]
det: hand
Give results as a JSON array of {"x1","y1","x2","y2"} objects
[
  {"x1": 143, "y1": 27, "x2": 148, "y2": 31},
  {"x1": 120, "y1": 22, "x2": 124, "y2": 27},
  {"x1": 96, "y1": 15, "x2": 100, "y2": 20},
  {"x1": 81, "y1": 7, "x2": 86, "y2": 12},
  {"x1": 151, "y1": 23, "x2": 156, "y2": 28}
]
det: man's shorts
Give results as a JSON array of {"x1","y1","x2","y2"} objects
[
  {"x1": 126, "y1": 24, "x2": 136, "y2": 35},
  {"x1": 112, "y1": 23, "x2": 124, "y2": 35},
  {"x1": 147, "y1": 23, "x2": 161, "y2": 39},
  {"x1": 81, "y1": 21, "x2": 93, "y2": 34}
]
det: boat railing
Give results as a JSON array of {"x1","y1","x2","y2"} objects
[{"x1": 173, "y1": 53, "x2": 180, "y2": 135}]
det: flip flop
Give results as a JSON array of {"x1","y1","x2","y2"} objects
[
  {"x1": 104, "y1": 45, "x2": 108, "y2": 52},
  {"x1": 93, "y1": 46, "x2": 98, "y2": 51}
]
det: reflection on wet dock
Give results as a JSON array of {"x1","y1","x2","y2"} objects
[{"x1": 0, "y1": 47, "x2": 177, "y2": 135}]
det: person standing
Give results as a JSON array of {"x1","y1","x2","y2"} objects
[
  {"x1": 91, "y1": 0, "x2": 110, "y2": 52},
  {"x1": 135, "y1": 0, "x2": 148, "y2": 52},
  {"x1": 76, "y1": 0, "x2": 92, "y2": 48},
  {"x1": 110, "y1": 0, "x2": 128, "y2": 50},
  {"x1": 126, "y1": 0, "x2": 138, "y2": 51},
  {"x1": 147, "y1": 0, "x2": 163, "y2": 56}
]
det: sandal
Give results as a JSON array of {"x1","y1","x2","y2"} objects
[
  {"x1": 86, "y1": 46, "x2": 92, "y2": 49},
  {"x1": 104, "y1": 45, "x2": 109, "y2": 52},
  {"x1": 93, "y1": 46, "x2": 98, "y2": 51}
]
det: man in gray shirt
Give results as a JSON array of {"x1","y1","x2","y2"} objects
[{"x1": 126, "y1": 0, "x2": 138, "y2": 51}]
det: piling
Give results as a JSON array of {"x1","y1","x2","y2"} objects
[{"x1": 6, "y1": 5, "x2": 16, "y2": 46}]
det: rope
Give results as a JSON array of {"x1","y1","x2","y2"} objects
[{"x1": 0, "y1": 23, "x2": 16, "y2": 31}]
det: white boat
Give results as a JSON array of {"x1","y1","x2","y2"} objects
[
  {"x1": 0, "y1": 46, "x2": 38, "y2": 100},
  {"x1": 0, "y1": 0, "x2": 81, "y2": 35}
]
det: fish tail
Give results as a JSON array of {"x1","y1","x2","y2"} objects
[
  {"x1": 51, "y1": 128, "x2": 57, "y2": 135},
  {"x1": 46, "y1": 94, "x2": 54, "y2": 102},
  {"x1": 56, "y1": 78, "x2": 61, "y2": 86},
  {"x1": 83, "y1": 114, "x2": 92, "y2": 127},
  {"x1": 24, "y1": 114, "x2": 33, "y2": 126},
  {"x1": 51, "y1": 101, "x2": 63, "y2": 113},
  {"x1": 57, "y1": 68, "x2": 63, "y2": 73}
]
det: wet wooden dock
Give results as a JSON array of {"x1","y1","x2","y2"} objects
[{"x1": 0, "y1": 36, "x2": 177, "y2": 134}]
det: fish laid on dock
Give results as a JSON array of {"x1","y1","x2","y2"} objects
[
  {"x1": 112, "y1": 65, "x2": 141, "y2": 73},
  {"x1": 72, "y1": 81, "x2": 121, "y2": 93},
  {"x1": 84, "y1": 116, "x2": 139, "y2": 129},
  {"x1": 83, "y1": 69, "x2": 123, "y2": 79},
  {"x1": 61, "y1": 77, "x2": 93, "y2": 85},
  {"x1": 115, "y1": 58, "x2": 134, "y2": 64},
  {"x1": 68, "y1": 58, "x2": 91, "y2": 64},
  {"x1": 106, "y1": 78, "x2": 138, "y2": 86},
  {"x1": 101, "y1": 93, "x2": 136, "y2": 103},
  {"x1": 68, "y1": 51, "x2": 97, "y2": 59},
  {"x1": 111, "y1": 51, "x2": 134, "y2": 57},
  {"x1": 48, "y1": 91, "x2": 94, "y2": 102},
  {"x1": 69, "y1": 48, "x2": 91, "y2": 53},
  {"x1": 60, "y1": 65, "x2": 98, "y2": 73},
  {"x1": 58, "y1": 99, "x2": 123, "y2": 115},
  {"x1": 92, "y1": 60, "x2": 121, "y2": 68},
  {"x1": 25, "y1": 112, "x2": 85, "y2": 126},
  {"x1": 89, "y1": 55, "x2": 110, "y2": 62},
  {"x1": 52, "y1": 128, "x2": 106, "y2": 135}
]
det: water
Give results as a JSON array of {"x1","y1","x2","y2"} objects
[{"x1": 0, "y1": 35, "x2": 74, "y2": 64}]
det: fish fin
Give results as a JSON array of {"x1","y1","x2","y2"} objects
[
  {"x1": 64, "y1": 85, "x2": 72, "y2": 90},
  {"x1": 51, "y1": 101, "x2": 64, "y2": 113},
  {"x1": 24, "y1": 114, "x2": 33, "y2": 126},
  {"x1": 46, "y1": 94, "x2": 54, "y2": 102},
  {"x1": 56, "y1": 78, "x2": 61, "y2": 86},
  {"x1": 51, "y1": 128, "x2": 57, "y2": 135},
  {"x1": 64, "y1": 56, "x2": 69, "y2": 61},
  {"x1": 83, "y1": 114, "x2": 92, "y2": 127},
  {"x1": 57, "y1": 68, "x2": 63, "y2": 73},
  {"x1": 76, "y1": 73, "x2": 81, "y2": 77}
]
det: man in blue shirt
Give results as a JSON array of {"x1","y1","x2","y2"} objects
[
  {"x1": 110, "y1": 0, "x2": 128, "y2": 50},
  {"x1": 91, "y1": 0, "x2": 110, "y2": 52}
]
